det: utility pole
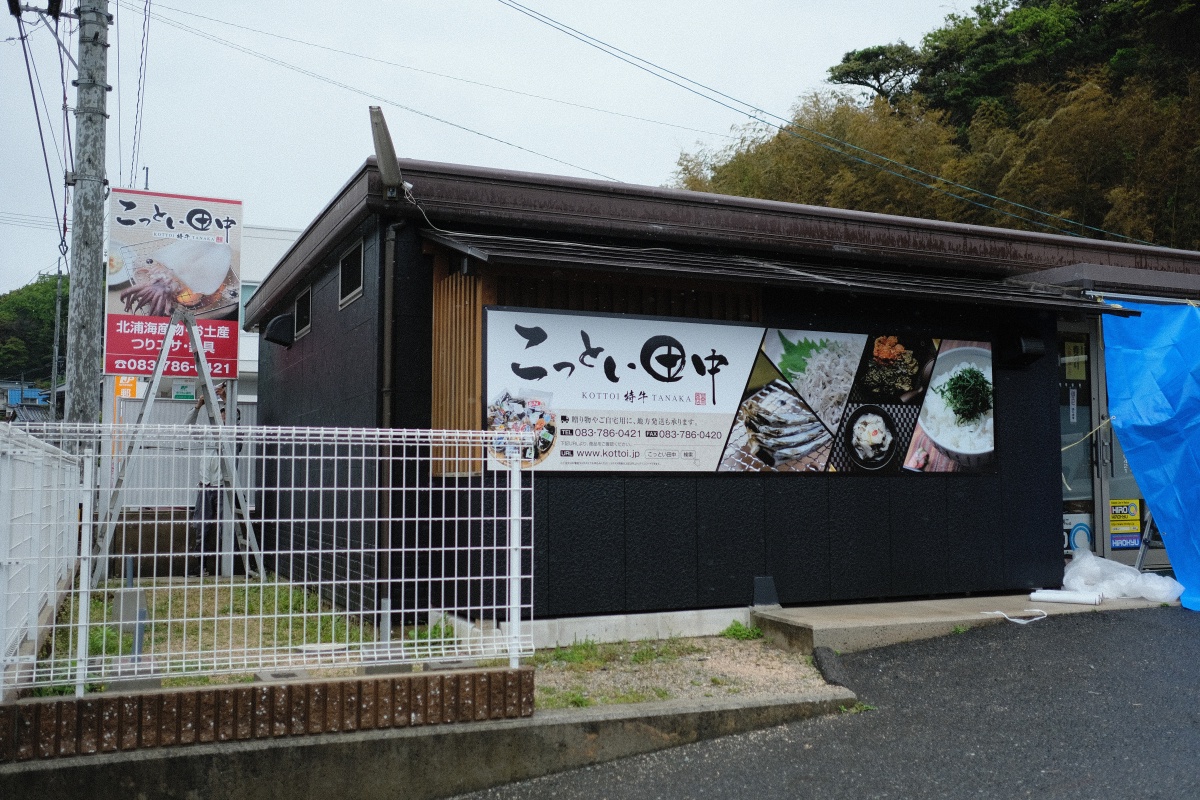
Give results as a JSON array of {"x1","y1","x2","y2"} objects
[{"x1": 63, "y1": 1, "x2": 110, "y2": 424}]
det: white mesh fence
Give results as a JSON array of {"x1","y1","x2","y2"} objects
[{"x1": 1, "y1": 422, "x2": 534, "y2": 700}]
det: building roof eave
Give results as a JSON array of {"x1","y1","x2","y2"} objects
[{"x1": 245, "y1": 158, "x2": 1200, "y2": 328}]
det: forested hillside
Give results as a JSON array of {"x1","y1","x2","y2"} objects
[
  {"x1": 675, "y1": 0, "x2": 1200, "y2": 249},
  {"x1": 0, "y1": 275, "x2": 67, "y2": 386}
]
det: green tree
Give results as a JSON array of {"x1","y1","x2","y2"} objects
[
  {"x1": 828, "y1": 43, "x2": 924, "y2": 104},
  {"x1": 675, "y1": 0, "x2": 1200, "y2": 249},
  {"x1": 0, "y1": 274, "x2": 68, "y2": 385},
  {"x1": 913, "y1": 0, "x2": 1200, "y2": 127},
  {"x1": 916, "y1": 1, "x2": 1085, "y2": 127},
  {"x1": 675, "y1": 93, "x2": 962, "y2": 220}
]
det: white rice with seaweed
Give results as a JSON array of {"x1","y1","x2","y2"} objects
[{"x1": 920, "y1": 361, "x2": 994, "y2": 453}]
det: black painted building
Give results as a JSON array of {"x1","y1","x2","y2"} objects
[{"x1": 244, "y1": 158, "x2": 1200, "y2": 619}]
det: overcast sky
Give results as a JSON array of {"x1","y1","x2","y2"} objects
[{"x1": 2, "y1": 1, "x2": 960, "y2": 295}]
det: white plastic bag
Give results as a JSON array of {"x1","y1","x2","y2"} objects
[{"x1": 1063, "y1": 547, "x2": 1184, "y2": 603}]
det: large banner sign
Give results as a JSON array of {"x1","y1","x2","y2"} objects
[
  {"x1": 485, "y1": 308, "x2": 995, "y2": 474},
  {"x1": 104, "y1": 188, "x2": 242, "y2": 378}
]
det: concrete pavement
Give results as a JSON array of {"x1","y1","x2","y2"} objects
[
  {"x1": 454, "y1": 604, "x2": 1198, "y2": 799},
  {"x1": 752, "y1": 592, "x2": 1164, "y2": 654},
  {"x1": 1, "y1": 593, "x2": 1173, "y2": 799}
]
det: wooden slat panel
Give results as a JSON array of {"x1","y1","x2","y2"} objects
[{"x1": 431, "y1": 254, "x2": 485, "y2": 474}]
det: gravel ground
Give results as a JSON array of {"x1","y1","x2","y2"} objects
[{"x1": 533, "y1": 635, "x2": 837, "y2": 709}]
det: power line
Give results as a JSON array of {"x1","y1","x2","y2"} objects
[
  {"x1": 493, "y1": 0, "x2": 1078, "y2": 237},
  {"x1": 26, "y1": 27, "x2": 65, "y2": 173},
  {"x1": 57, "y1": 15, "x2": 75, "y2": 256},
  {"x1": 114, "y1": 0, "x2": 124, "y2": 187},
  {"x1": 0, "y1": 211, "x2": 66, "y2": 232},
  {"x1": 16, "y1": 17, "x2": 65, "y2": 251},
  {"x1": 139, "y1": 1, "x2": 735, "y2": 142},
  {"x1": 127, "y1": 0, "x2": 152, "y2": 186},
  {"x1": 496, "y1": 0, "x2": 1153, "y2": 244},
  {"x1": 134, "y1": 5, "x2": 620, "y2": 181}
]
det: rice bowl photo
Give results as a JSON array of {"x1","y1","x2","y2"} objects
[{"x1": 917, "y1": 345, "x2": 995, "y2": 469}]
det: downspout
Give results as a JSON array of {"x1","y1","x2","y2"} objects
[
  {"x1": 379, "y1": 221, "x2": 404, "y2": 642},
  {"x1": 381, "y1": 222, "x2": 404, "y2": 428}
]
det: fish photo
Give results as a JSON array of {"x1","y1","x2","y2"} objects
[
  {"x1": 762, "y1": 329, "x2": 867, "y2": 431},
  {"x1": 719, "y1": 375, "x2": 833, "y2": 472}
]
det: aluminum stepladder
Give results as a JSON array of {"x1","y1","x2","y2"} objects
[
  {"x1": 1134, "y1": 506, "x2": 1169, "y2": 573},
  {"x1": 92, "y1": 307, "x2": 265, "y2": 587}
]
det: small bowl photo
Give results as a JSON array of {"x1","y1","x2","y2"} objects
[
  {"x1": 843, "y1": 404, "x2": 898, "y2": 471},
  {"x1": 920, "y1": 346, "x2": 995, "y2": 469}
]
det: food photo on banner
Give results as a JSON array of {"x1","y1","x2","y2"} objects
[
  {"x1": 103, "y1": 189, "x2": 243, "y2": 379},
  {"x1": 483, "y1": 307, "x2": 995, "y2": 475}
]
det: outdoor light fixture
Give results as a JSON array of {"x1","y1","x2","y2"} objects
[
  {"x1": 262, "y1": 314, "x2": 295, "y2": 347},
  {"x1": 369, "y1": 106, "x2": 407, "y2": 199},
  {"x1": 998, "y1": 331, "x2": 1048, "y2": 367}
]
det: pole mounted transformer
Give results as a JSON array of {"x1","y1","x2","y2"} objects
[{"x1": 64, "y1": 1, "x2": 110, "y2": 423}]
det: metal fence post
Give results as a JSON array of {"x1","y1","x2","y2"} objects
[
  {"x1": 75, "y1": 448, "x2": 95, "y2": 697},
  {"x1": 507, "y1": 441, "x2": 522, "y2": 669}
]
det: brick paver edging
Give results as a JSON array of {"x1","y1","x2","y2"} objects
[{"x1": 0, "y1": 667, "x2": 534, "y2": 763}]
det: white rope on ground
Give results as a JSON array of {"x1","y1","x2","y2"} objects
[{"x1": 981, "y1": 610, "x2": 1048, "y2": 625}]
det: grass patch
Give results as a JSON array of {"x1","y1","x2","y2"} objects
[
  {"x1": 840, "y1": 701, "x2": 877, "y2": 714},
  {"x1": 531, "y1": 636, "x2": 701, "y2": 672},
  {"x1": 37, "y1": 575, "x2": 377, "y2": 692},
  {"x1": 535, "y1": 683, "x2": 674, "y2": 710},
  {"x1": 720, "y1": 620, "x2": 763, "y2": 641},
  {"x1": 531, "y1": 639, "x2": 606, "y2": 669},
  {"x1": 161, "y1": 673, "x2": 256, "y2": 688},
  {"x1": 951, "y1": 625, "x2": 970, "y2": 635},
  {"x1": 402, "y1": 618, "x2": 459, "y2": 659},
  {"x1": 537, "y1": 686, "x2": 593, "y2": 709}
]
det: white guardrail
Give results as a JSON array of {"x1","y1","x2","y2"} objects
[{"x1": 1, "y1": 423, "x2": 534, "y2": 700}]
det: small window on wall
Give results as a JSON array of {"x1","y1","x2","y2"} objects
[
  {"x1": 294, "y1": 287, "x2": 311, "y2": 338},
  {"x1": 339, "y1": 241, "x2": 364, "y2": 307}
]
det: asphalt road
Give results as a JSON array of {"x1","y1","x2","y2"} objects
[{"x1": 455, "y1": 606, "x2": 1200, "y2": 799}]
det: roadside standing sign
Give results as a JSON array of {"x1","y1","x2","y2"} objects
[{"x1": 104, "y1": 189, "x2": 242, "y2": 378}]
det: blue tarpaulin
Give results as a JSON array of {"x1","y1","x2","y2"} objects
[{"x1": 1103, "y1": 301, "x2": 1200, "y2": 610}]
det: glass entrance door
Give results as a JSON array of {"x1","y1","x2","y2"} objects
[
  {"x1": 1059, "y1": 320, "x2": 1169, "y2": 568},
  {"x1": 1059, "y1": 331, "x2": 1096, "y2": 552}
]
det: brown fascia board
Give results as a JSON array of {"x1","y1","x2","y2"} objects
[
  {"x1": 382, "y1": 158, "x2": 1200, "y2": 273},
  {"x1": 246, "y1": 156, "x2": 1200, "y2": 328},
  {"x1": 1008, "y1": 262, "x2": 1200, "y2": 297}
]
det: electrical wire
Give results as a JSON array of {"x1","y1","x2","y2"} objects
[
  {"x1": 128, "y1": 0, "x2": 152, "y2": 187},
  {"x1": 16, "y1": 17, "x2": 65, "y2": 255},
  {"x1": 137, "y1": 7, "x2": 619, "y2": 181},
  {"x1": 115, "y1": 0, "x2": 124, "y2": 188},
  {"x1": 57, "y1": 16, "x2": 75, "y2": 257},
  {"x1": 0, "y1": 212, "x2": 65, "y2": 232},
  {"x1": 492, "y1": 1, "x2": 1072, "y2": 235},
  {"x1": 137, "y1": 1, "x2": 735, "y2": 141},
  {"x1": 496, "y1": 0, "x2": 1155, "y2": 245},
  {"x1": 2, "y1": 15, "x2": 44, "y2": 42},
  {"x1": 26, "y1": 29, "x2": 65, "y2": 173}
]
